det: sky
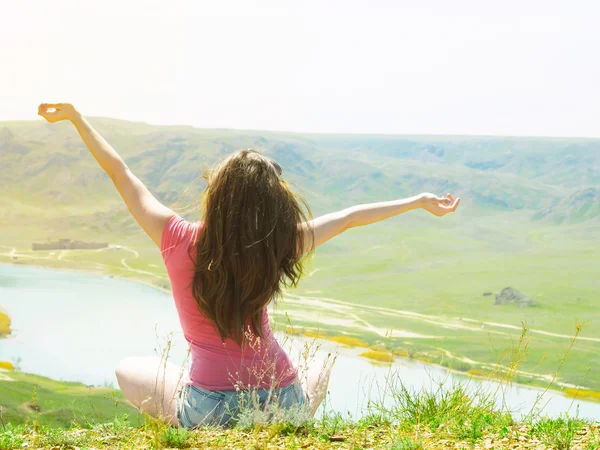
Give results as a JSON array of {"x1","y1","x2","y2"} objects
[{"x1": 1, "y1": 0, "x2": 600, "y2": 137}]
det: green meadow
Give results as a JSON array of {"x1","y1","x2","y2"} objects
[
  {"x1": 0, "y1": 370, "x2": 144, "y2": 429},
  {"x1": 2, "y1": 373, "x2": 599, "y2": 449}
]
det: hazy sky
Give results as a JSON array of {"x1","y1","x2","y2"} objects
[{"x1": 2, "y1": 0, "x2": 599, "y2": 137}]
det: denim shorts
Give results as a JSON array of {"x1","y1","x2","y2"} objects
[{"x1": 176, "y1": 380, "x2": 307, "y2": 428}]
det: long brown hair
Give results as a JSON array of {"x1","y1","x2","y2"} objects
[{"x1": 187, "y1": 149, "x2": 314, "y2": 345}]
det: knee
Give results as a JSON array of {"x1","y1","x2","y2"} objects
[
  {"x1": 115, "y1": 360, "x2": 127, "y2": 386},
  {"x1": 115, "y1": 356, "x2": 138, "y2": 384}
]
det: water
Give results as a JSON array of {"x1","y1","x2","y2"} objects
[{"x1": 1, "y1": 264, "x2": 599, "y2": 420}]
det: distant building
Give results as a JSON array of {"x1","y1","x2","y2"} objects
[{"x1": 32, "y1": 239, "x2": 109, "y2": 251}]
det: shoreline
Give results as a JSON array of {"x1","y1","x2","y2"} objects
[
  {"x1": 1, "y1": 258, "x2": 596, "y2": 404},
  {"x1": 0, "y1": 258, "x2": 174, "y2": 296},
  {"x1": 290, "y1": 334, "x2": 598, "y2": 404}
]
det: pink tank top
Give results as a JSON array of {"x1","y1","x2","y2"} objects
[{"x1": 160, "y1": 214, "x2": 297, "y2": 390}]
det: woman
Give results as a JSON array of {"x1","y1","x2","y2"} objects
[{"x1": 37, "y1": 103, "x2": 460, "y2": 428}]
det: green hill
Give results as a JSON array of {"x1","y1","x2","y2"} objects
[
  {"x1": 533, "y1": 187, "x2": 600, "y2": 224},
  {"x1": 1, "y1": 118, "x2": 599, "y2": 222}
]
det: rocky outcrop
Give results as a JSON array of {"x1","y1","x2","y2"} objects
[{"x1": 494, "y1": 287, "x2": 536, "y2": 307}]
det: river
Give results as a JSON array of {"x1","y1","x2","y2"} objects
[{"x1": 1, "y1": 264, "x2": 599, "y2": 421}]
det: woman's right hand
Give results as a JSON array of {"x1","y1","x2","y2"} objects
[
  {"x1": 419, "y1": 193, "x2": 460, "y2": 216},
  {"x1": 37, "y1": 103, "x2": 80, "y2": 123}
]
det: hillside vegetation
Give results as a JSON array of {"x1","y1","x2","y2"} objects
[
  {"x1": 1, "y1": 118, "x2": 599, "y2": 222},
  {"x1": 1, "y1": 370, "x2": 599, "y2": 449}
]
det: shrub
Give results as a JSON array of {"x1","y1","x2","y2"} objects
[
  {"x1": 360, "y1": 350, "x2": 394, "y2": 363},
  {"x1": 531, "y1": 414, "x2": 585, "y2": 450},
  {"x1": 391, "y1": 437, "x2": 424, "y2": 450},
  {"x1": 159, "y1": 427, "x2": 190, "y2": 449},
  {"x1": 328, "y1": 336, "x2": 369, "y2": 348}
]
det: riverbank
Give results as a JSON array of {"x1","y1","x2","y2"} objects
[
  {"x1": 290, "y1": 328, "x2": 600, "y2": 405},
  {"x1": 2, "y1": 258, "x2": 599, "y2": 410},
  {"x1": 0, "y1": 259, "x2": 173, "y2": 296}
]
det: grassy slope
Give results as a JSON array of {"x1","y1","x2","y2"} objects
[
  {"x1": 2, "y1": 210, "x2": 598, "y2": 394},
  {"x1": 1, "y1": 374, "x2": 599, "y2": 449},
  {"x1": 0, "y1": 370, "x2": 143, "y2": 429}
]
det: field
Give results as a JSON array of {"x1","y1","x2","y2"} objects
[
  {"x1": 1, "y1": 209, "x2": 599, "y2": 394},
  {"x1": 0, "y1": 370, "x2": 143, "y2": 429}
]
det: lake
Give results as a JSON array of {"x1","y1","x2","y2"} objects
[{"x1": 1, "y1": 263, "x2": 599, "y2": 421}]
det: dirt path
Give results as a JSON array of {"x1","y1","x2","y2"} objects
[
  {"x1": 283, "y1": 293, "x2": 590, "y2": 388},
  {"x1": 284, "y1": 293, "x2": 600, "y2": 343},
  {"x1": 460, "y1": 318, "x2": 599, "y2": 342},
  {"x1": 1, "y1": 244, "x2": 164, "y2": 281},
  {"x1": 0, "y1": 369, "x2": 14, "y2": 382},
  {"x1": 0, "y1": 247, "x2": 52, "y2": 261},
  {"x1": 119, "y1": 246, "x2": 162, "y2": 279}
]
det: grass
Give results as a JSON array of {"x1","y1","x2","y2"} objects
[
  {"x1": 0, "y1": 382, "x2": 598, "y2": 449},
  {"x1": 531, "y1": 414, "x2": 587, "y2": 450},
  {"x1": 2, "y1": 324, "x2": 599, "y2": 449},
  {"x1": 1, "y1": 284, "x2": 599, "y2": 450},
  {"x1": 0, "y1": 371, "x2": 143, "y2": 429},
  {"x1": 2, "y1": 209, "x2": 599, "y2": 393}
]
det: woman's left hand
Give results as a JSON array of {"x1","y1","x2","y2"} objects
[
  {"x1": 419, "y1": 192, "x2": 461, "y2": 217},
  {"x1": 37, "y1": 103, "x2": 79, "y2": 123}
]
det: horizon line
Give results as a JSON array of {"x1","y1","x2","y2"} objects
[{"x1": 1, "y1": 115, "x2": 600, "y2": 141}]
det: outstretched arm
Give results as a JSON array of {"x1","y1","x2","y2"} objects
[
  {"x1": 346, "y1": 192, "x2": 460, "y2": 226},
  {"x1": 299, "y1": 193, "x2": 460, "y2": 254},
  {"x1": 37, "y1": 103, "x2": 175, "y2": 247}
]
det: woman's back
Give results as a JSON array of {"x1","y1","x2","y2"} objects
[
  {"x1": 37, "y1": 104, "x2": 459, "y2": 428},
  {"x1": 161, "y1": 214, "x2": 297, "y2": 390}
]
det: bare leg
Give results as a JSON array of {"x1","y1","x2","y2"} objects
[
  {"x1": 115, "y1": 356, "x2": 190, "y2": 427},
  {"x1": 296, "y1": 356, "x2": 334, "y2": 418}
]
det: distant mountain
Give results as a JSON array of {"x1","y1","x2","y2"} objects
[
  {"x1": 533, "y1": 187, "x2": 600, "y2": 224},
  {"x1": 1, "y1": 118, "x2": 598, "y2": 228}
]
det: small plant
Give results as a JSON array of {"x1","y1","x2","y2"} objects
[
  {"x1": 235, "y1": 402, "x2": 313, "y2": 431},
  {"x1": 588, "y1": 428, "x2": 600, "y2": 450},
  {"x1": 391, "y1": 436, "x2": 424, "y2": 450},
  {"x1": 319, "y1": 409, "x2": 351, "y2": 439},
  {"x1": 532, "y1": 413, "x2": 585, "y2": 450},
  {"x1": 33, "y1": 425, "x2": 85, "y2": 449},
  {"x1": 94, "y1": 413, "x2": 131, "y2": 440},
  {"x1": 357, "y1": 412, "x2": 391, "y2": 428},
  {"x1": 0, "y1": 424, "x2": 25, "y2": 450},
  {"x1": 159, "y1": 426, "x2": 190, "y2": 449},
  {"x1": 385, "y1": 376, "x2": 513, "y2": 445},
  {"x1": 360, "y1": 350, "x2": 394, "y2": 363}
]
